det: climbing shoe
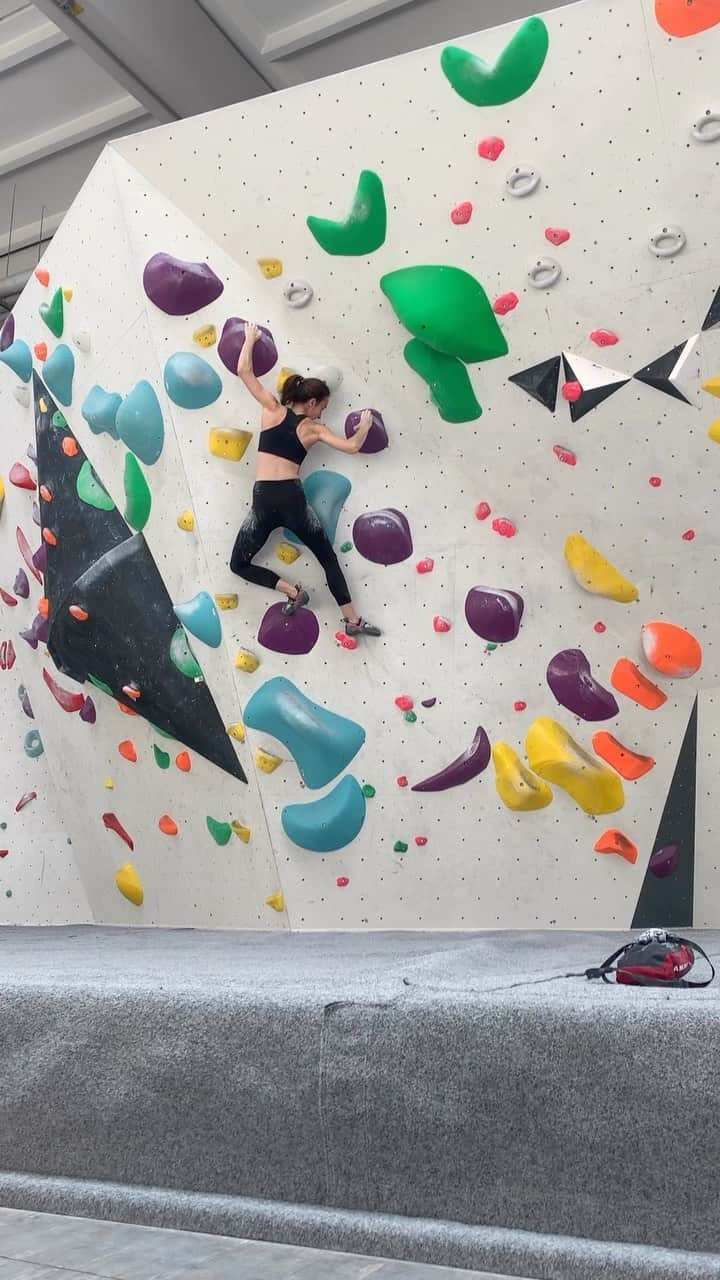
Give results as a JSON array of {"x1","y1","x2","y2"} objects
[
  {"x1": 344, "y1": 617, "x2": 381, "y2": 637},
  {"x1": 283, "y1": 586, "x2": 310, "y2": 615}
]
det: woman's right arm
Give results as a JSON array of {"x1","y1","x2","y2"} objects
[{"x1": 237, "y1": 323, "x2": 280, "y2": 411}]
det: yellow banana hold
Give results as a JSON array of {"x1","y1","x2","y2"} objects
[
  {"x1": 564, "y1": 533, "x2": 638, "y2": 603},
  {"x1": 492, "y1": 743, "x2": 553, "y2": 812},
  {"x1": 526, "y1": 718, "x2": 624, "y2": 816}
]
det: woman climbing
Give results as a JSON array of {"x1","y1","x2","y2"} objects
[{"x1": 230, "y1": 323, "x2": 381, "y2": 637}]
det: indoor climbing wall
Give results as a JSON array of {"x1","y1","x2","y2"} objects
[{"x1": 2, "y1": 0, "x2": 720, "y2": 929}]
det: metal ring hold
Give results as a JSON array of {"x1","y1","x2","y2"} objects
[
  {"x1": 648, "y1": 225, "x2": 686, "y2": 259},
  {"x1": 505, "y1": 166, "x2": 541, "y2": 198},
  {"x1": 283, "y1": 279, "x2": 314, "y2": 308},
  {"x1": 527, "y1": 257, "x2": 562, "y2": 289},
  {"x1": 691, "y1": 110, "x2": 720, "y2": 143}
]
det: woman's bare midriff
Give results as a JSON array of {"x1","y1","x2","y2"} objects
[{"x1": 255, "y1": 451, "x2": 303, "y2": 481}]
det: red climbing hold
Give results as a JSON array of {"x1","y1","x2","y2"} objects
[
  {"x1": 561, "y1": 380, "x2": 582, "y2": 403},
  {"x1": 545, "y1": 227, "x2": 570, "y2": 246},
  {"x1": 16, "y1": 791, "x2": 37, "y2": 812},
  {"x1": 335, "y1": 631, "x2": 357, "y2": 650},
  {"x1": 416, "y1": 557, "x2": 434, "y2": 574},
  {"x1": 493, "y1": 292, "x2": 519, "y2": 316},
  {"x1": 649, "y1": 476, "x2": 662, "y2": 488},
  {"x1": 451, "y1": 201, "x2": 473, "y2": 225},
  {"x1": 102, "y1": 812, "x2": 134, "y2": 851},
  {"x1": 0, "y1": 588, "x2": 17, "y2": 607},
  {"x1": 682, "y1": 529, "x2": 696, "y2": 542},
  {"x1": 43, "y1": 667, "x2": 85, "y2": 712},
  {"x1": 40, "y1": 485, "x2": 52, "y2": 503},
  {"x1": 395, "y1": 695, "x2": 414, "y2": 712},
  {"x1": 336, "y1": 876, "x2": 350, "y2": 888},
  {"x1": 42, "y1": 528, "x2": 57, "y2": 546},
  {"x1": 475, "y1": 501, "x2": 491, "y2": 521},
  {"x1": 553, "y1": 445, "x2": 577, "y2": 466},
  {"x1": 590, "y1": 329, "x2": 619, "y2": 347},
  {"x1": 69, "y1": 605, "x2": 88, "y2": 621},
  {"x1": 118, "y1": 739, "x2": 138, "y2": 763},
  {"x1": 9, "y1": 463, "x2": 36, "y2": 491},
  {"x1": 414, "y1": 836, "x2": 428, "y2": 846},
  {"x1": 433, "y1": 615, "x2": 452, "y2": 632},
  {"x1": 477, "y1": 136, "x2": 505, "y2": 161},
  {"x1": 33, "y1": 342, "x2": 47, "y2": 362},
  {"x1": 514, "y1": 700, "x2": 527, "y2": 711},
  {"x1": 35, "y1": 268, "x2": 49, "y2": 286},
  {"x1": 5, "y1": 640, "x2": 15, "y2": 670},
  {"x1": 397, "y1": 775, "x2": 409, "y2": 788},
  {"x1": 492, "y1": 517, "x2": 517, "y2": 538},
  {"x1": 62, "y1": 437, "x2": 79, "y2": 457},
  {"x1": 159, "y1": 814, "x2": 179, "y2": 836},
  {"x1": 594, "y1": 622, "x2": 607, "y2": 634},
  {"x1": 0, "y1": 851, "x2": 8, "y2": 859}
]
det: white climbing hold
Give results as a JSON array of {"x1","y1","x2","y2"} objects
[
  {"x1": 13, "y1": 385, "x2": 30, "y2": 407},
  {"x1": 73, "y1": 331, "x2": 91, "y2": 353},
  {"x1": 648, "y1": 225, "x2": 686, "y2": 259},
  {"x1": 691, "y1": 110, "x2": 720, "y2": 142},
  {"x1": 283, "y1": 279, "x2": 314, "y2": 308},
  {"x1": 505, "y1": 166, "x2": 541, "y2": 197},
  {"x1": 527, "y1": 257, "x2": 562, "y2": 289},
  {"x1": 314, "y1": 364, "x2": 343, "y2": 393}
]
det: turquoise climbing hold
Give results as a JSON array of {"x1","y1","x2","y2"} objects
[
  {"x1": 43, "y1": 344, "x2": 75, "y2": 406},
  {"x1": 244, "y1": 676, "x2": 365, "y2": 790},
  {"x1": 282, "y1": 775, "x2": 366, "y2": 851},
  {"x1": 174, "y1": 591, "x2": 222, "y2": 648},
  {"x1": 82, "y1": 384, "x2": 122, "y2": 439},
  {"x1": 284, "y1": 470, "x2": 351, "y2": 546},
  {"x1": 116, "y1": 380, "x2": 164, "y2": 465},
  {"x1": 169, "y1": 627, "x2": 204, "y2": 680},
  {"x1": 0, "y1": 339, "x2": 32, "y2": 383},
  {"x1": 23, "y1": 729, "x2": 44, "y2": 759},
  {"x1": 164, "y1": 352, "x2": 222, "y2": 409}
]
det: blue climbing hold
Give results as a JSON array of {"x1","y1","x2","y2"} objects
[
  {"x1": 164, "y1": 352, "x2": 222, "y2": 409},
  {"x1": 43, "y1": 344, "x2": 75, "y2": 406},
  {"x1": 244, "y1": 676, "x2": 365, "y2": 789},
  {"x1": 81, "y1": 384, "x2": 122, "y2": 439},
  {"x1": 284, "y1": 470, "x2": 351, "y2": 546},
  {"x1": 282, "y1": 775, "x2": 366, "y2": 851},
  {"x1": 174, "y1": 591, "x2": 222, "y2": 648},
  {"x1": 24, "y1": 729, "x2": 44, "y2": 759},
  {"x1": 0, "y1": 339, "x2": 32, "y2": 383},
  {"x1": 116, "y1": 380, "x2": 164, "y2": 465}
]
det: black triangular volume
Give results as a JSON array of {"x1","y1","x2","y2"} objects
[
  {"x1": 33, "y1": 374, "x2": 246, "y2": 784},
  {"x1": 632, "y1": 698, "x2": 697, "y2": 929},
  {"x1": 508, "y1": 355, "x2": 560, "y2": 412},
  {"x1": 561, "y1": 352, "x2": 629, "y2": 423},
  {"x1": 633, "y1": 342, "x2": 691, "y2": 405},
  {"x1": 702, "y1": 285, "x2": 720, "y2": 332}
]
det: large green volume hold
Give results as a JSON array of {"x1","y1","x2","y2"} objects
[
  {"x1": 381, "y1": 265, "x2": 508, "y2": 363},
  {"x1": 307, "y1": 170, "x2": 386, "y2": 256},
  {"x1": 404, "y1": 340, "x2": 482, "y2": 423},
  {"x1": 441, "y1": 16, "x2": 549, "y2": 108}
]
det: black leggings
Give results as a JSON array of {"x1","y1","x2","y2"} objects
[{"x1": 230, "y1": 480, "x2": 352, "y2": 607}]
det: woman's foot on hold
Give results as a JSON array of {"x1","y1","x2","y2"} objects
[
  {"x1": 283, "y1": 584, "x2": 309, "y2": 615},
  {"x1": 345, "y1": 617, "x2": 381, "y2": 637}
]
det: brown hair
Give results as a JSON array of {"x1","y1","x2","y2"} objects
[{"x1": 280, "y1": 373, "x2": 330, "y2": 406}]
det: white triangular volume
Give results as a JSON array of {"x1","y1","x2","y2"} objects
[
  {"x1": 562, "y1": 351, "x2": 629, "y2": 391},
  {"x1": 669, "y1": 334, "x2": 701, "y2": 408}
]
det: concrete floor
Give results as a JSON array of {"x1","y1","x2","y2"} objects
[{"x1": 0, "y1": 1208, "x2": 525, "y2": 1279}]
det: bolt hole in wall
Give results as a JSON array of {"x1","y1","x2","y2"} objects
[{"x1": 1, "y1": 0, "x2": 719, "y2": 929}]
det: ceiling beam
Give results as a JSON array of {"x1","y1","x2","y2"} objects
[
  {"x1": 262, "y1": 0, "x2": 415, "y2": 60},
  {"x1": 0, "y1": 95, "x2": 147, "y2": 178},
  {"x1": 0, "y1": 15, "x2": 67, "y2": 73}
]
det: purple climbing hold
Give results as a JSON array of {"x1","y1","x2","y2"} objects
[
  {"x1": 31, "y1": 501, "x2": 41, "y2": 527},
  {"x1": 649, "y1": 844, "x2": 680, "y2": 879},
  {"x1": 19, "y1": 686, "x2": 34, "y2": 718},
  {"x1": 0, "y1": 311, "x2": 14, "y2": 352},
  {"x1": 20, "y1": 613, "x2": 48, "y2": 649},
  {"x1": 27, "y1": 442, "x2": 37, "y2": 464},
  {"x1": 353, "y1": 508, "x2": 413, "y2": 565},
  {"x1": 32, "y1": 543, "x2": 47, "y2": 576},
  {"x1": 13, "y1": 569, "x2": 29, "y2": 598},
  {"x1": 465, "y1": 586, "x2": 524, "y2": 643},
  {"x1": 412, "y1": 725, "x2": 491, "y2": 792},
  {"x1": 79, "y1": 695, "x2": 97, "y2": 724},
  {"x1": 142, "y1": 253, "x2": 224, "y2": 316},
  {"x1": 421, "y1": 697, "x2": 437, "y2": 708},
  {"x1": 344, "y1": 409, "x2": 388, "y2": 454},
  {"x1": 218, "y1": 318, "x2": 277, "y2": 378},
  {"x1": 258, "y1": 601, "x2": 320, "y2": 655},
  {"x1": 546, "y1": 649, "x2": 619, "y2": 722}
]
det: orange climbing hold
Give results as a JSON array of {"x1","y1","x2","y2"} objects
[
  {"x1": 118, "y1": 739, "x2": 138, "y2": 762},
  {"x1": 62, "y1": 437, "x2": 79, "y2": 457},
  {"x1": 641, "y1": 620, "x2": 702, "y2": 678},
  {"x1": 69, "y1": 605, "x2": 88, "y2": 621},
  {"x1": 39, "y1": 485, "x2": 52, "y2": 502},
  {"x1": 611, "y1": 658, "x2": 667, "y2": 710},
  {"x1": 655, "y1": 0, "x2": 720, "y2": 38},
  {"x1": 38, "y1": 597, "x2": 50, "y2": 618},
  {"x1": 175, "y1": 750, "x2": 192, "y2": 772},
  {"x1": 42, "y1": 528, "x2": 57, "y2": 546},
  {"x1": 594, "y1": 828, "x2": 638, "y2": 865},
  {"x1": 35, "y1": 268, "x2": 50, "y2": 286},
  {"x1": 591, "y1": 731, "x2": 656, "y2": 781},
  {"x1": 33, "y1": 342, "x2": 47, "y2": 361},
  {"x1": 122, "y1": 683, "x2": 141, "y2": 700},
  {"x1": 159, "y1": 814, "x2": 179, "y2": 835},
  {"x1": 117, "y1": 701, "x2": 137, "y2": 716}
]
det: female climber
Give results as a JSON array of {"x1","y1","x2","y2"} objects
[{"x1": 230, "y1": 323, "x2": 381, "y2": 637}]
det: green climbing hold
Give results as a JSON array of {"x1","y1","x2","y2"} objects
[
  {"x1": 404, "y1": 711, "x2": 417, "y2": 723},
  {"x1": 52, "y1": 410, "x2": 67, "y2": 430},
  {"x1": 404, "y1": 340, "x2": 482, "y2": 423},
  {"x1": 149, "y1": 722, "x2": 176, "y2": 740},
  {"x1": 340, "y1": 541, "x2": 353, "y2": 553},
  {"x1": 123, "y1": 452, "x2": 151, "y2": 531},
  {"x1": 169, "y1": 627, "x2": 204, "y2": 680},
  {"x1": 39, "y1": 287, "x2": 64, "y2": 338},
  {"x1": 207, "y1": 815, "x2": 233, "y2": 846},
  {"x1": 362, "y1": 783, "x2": 376, "y2": 798},
  {"x1": 88, "y1": 673, "x2": 113, "y2": 695},
  {"x1": 393, "y1": 840, "x2": 409, "y2": 853},
  {"x1": 153, "y1": 744, "x2": 171, "y2": 769},
  {"x1": 381, "y1": 266, "x2": 508, "y2": 364},
  {"x1": 0, "y1": 822, "x2": 6, "y2": 830},
  {"x1": 307, "y1": 169, "x2": 386, "y2": 256},
  {"x1": 77, "y1": 460, "x2": 115, "y2": 511},
  {"x1": 5, "y1": 890, "x2": 11, "y2": 899},
  {"x1": 486, "y1": 642, "x2": 498, "y2": 652},
  {"x1": 441, "y1": 16, "x2": 549, "y2": 108}
]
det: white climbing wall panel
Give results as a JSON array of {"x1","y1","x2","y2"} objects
[{"x1": 2, "y1": 0, "x2": 720, "y2": 928}]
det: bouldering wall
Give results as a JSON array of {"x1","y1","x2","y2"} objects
[{"x1": 2, "y1": 0, "x2": 720, "y2": 929}]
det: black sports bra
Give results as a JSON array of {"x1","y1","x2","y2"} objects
[{"x1": 258, "y1": 408, "x2": 308, "y2": 466}]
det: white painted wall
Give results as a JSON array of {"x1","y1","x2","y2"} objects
[{"x1": 1, "y1": 0, "x2": 719, "y2": 928}]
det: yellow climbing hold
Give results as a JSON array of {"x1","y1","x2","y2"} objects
[
  {"x1": 256, "y1": 747, "x2": 283, "y2": 773},
  {"x1": 215, "y1": 593, "x2": 238, "y2": 610},
  {"x1": 526, "y1": 718, "x2": 624, "y2": 816},
  {"x1": 63, "y1": 288, "x2": 73, "y2": 302},
  {"x1": 209, "y1": 427, "x2": 253, "y2": 462},
  {"x1": 564, "y1": 534, "x2": 638, "y2": 604},
  {"x1": 492, "y1": 742, "x2": 553, "y2": 812},
  {"x1": 115, "y1": 863, "x2": 144, "y2": 906},
  {"x1": 227, "y1": 722, "x2": 246, "y2": 741},
  {"x1": 104, "y1": 776, "x2": 114, "y2": 789},
  {"x1": 177, "y1": 509, "x2": 195, "y2": 532},
  {"x1": 277, "y1": 541, "x2": 301, "y2": 565},
  {"x1": 277, "y1": 366, "x2": 297, "y2": 393},
  {"x1": 235, "y1": 648, "x2": 260, "y2": 673},
  {"x1": 193, "y1": 323, "x2": 217, "y2": 347},
  {"x1": 39, "y1": 397, "x2": 48, "y2": 414},
  {"x1": 257, "y1": 257, "x2": 283, "y2": 279},
  {"x1": 702, "y1": 377, "x2": 720, "y2": 399},
  {"x1": 0, "y1": 474, "x2": 5, "y2": 514},
  {"x1": 266, "y1": 892, "x2": 285, "y2": 912},
  {"x1": 232, "y1": 820, "x2": 251, "y2": 843},
  {"x1": 708, "y1": 419, "x2": 720, "y2": 443}
]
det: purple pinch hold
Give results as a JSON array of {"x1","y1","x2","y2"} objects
[
  {"x1": 344, "y1": 409, "x2": 388, "y2": 454},
  {"x1": 352, "y1": 508, "x2": 413, "y2": 565},
  {"x1": 412, "y1": 725, "x2": 491, "y2": 792},
  {"x1": 13, "y1": 569, "x2": 29, "y2": 598},
  {"x1": 218, "y1": 317, "x2": 277, "y2": 378},
  {"x1": 464, "y1": 586, "x2": 524, "y2": 643},
  {"x1": 142, "y1": 253, "x2": 224, "y2": 316},
  {"x1": 79, "y1": 696, "x2": 97, "y2": 724},
  {"x1": 257, "y1": 601, "x2": 319, "y2": 656},
  {"x1": 546, "y1": 648, "x2": 619, "y2": 722},
  {"x1": 649, "y1": 844, "x2": 680, "y2": 879}
]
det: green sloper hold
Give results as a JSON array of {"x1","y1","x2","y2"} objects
[
  {"x1": 380, "y1": 266, "x2": 508, "y2": 364},
  {"x1": 76, "y1": 459, "x2": 115, "y2": 511},
  {"x1": 307, "y1": 169, "x2": 386, "y2": 256},
  {"x1": 153, "y1": 744, "x2": 170, "y2": 769},
  {"x1": 39, "y1": 287, "x2": 64, "y2": 338},
  {"x1": 404, "y1": 339, "x2": 481, "y2": 423},
  {"x1": 169, "y1": 627, "x2": 204, "y2": 680},
  {"x1": 441, "y1": 16, "x2": 549, "y2": 108},
  {"x1": 123, "y1": 453, "x2": 151, "y2": 531},
  {"x1": 207, "y1": 815, "x2": 233, "y2": 846}
]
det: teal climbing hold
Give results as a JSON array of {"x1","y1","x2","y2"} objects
[
  {"x1": 307, "y1": 170, "x2": 386, "y2": 256},
  {"x1": 123, "y1": 453, "x2": 151, "y2": 531},
  {"x1": 174, "y1": 591, "x2": 222, "y2": 648},
  {"x1": 169, "y1": 626, "x2": 204, "y2": 680},
  {"x1": 404, "y1": 339, "x2": 482, "y2": 422},
  {"x1": 0, "y1": 339, "x2": 32, "y2": 383},
  {"x1": 81, "y1": 385, "x2": 121, "y2": 439},
  {"x1": 282, "y1": 775, "x2": 366, "y2": 852},
  {"x1": 39, "y1": 287, "x2": 64, "y2": 338},
  {"x1": 76, "y1": 460, "x2": 115, "y2": 511},
  {"x1": 116, "y1": 380, "x2": 164, "y2": 465},
  {"x1": 285, "y1": 470, "x2": 351, "y2": 546},
  {"x1": 164, "y1": 352, "x2": 222, "y2": 410},
  {"x1": 153, "y1": 744, "x2": 171, "y2": 769},
  {"x1": 43, "y1": 344, "x2": 75, "y2": 406},
  {"x1": 244, "y1": 676, "x2": 365, "y2": 790},
  {"x1": 24, "y1": 729, "x2": 43, "y2": 759},
  {"x1": 441, "y1": 17, "x2": 549, "y2": 108},
  {"x1": 380, "y1": 266, "x2": 508, "y2": 363}
]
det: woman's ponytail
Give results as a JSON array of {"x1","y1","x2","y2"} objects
[{"x1": 280, "y1": 374, "x2": 331, "y2": 406}]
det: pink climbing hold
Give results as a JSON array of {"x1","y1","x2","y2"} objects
[
  {"x1": 493, "y1": 292, "x2": 519, "y2": 316},
  {"x1": 451, "y1": 201, "x2": 473, "y2": 225},
  {"x1": 590, "y1": 329, "x2": 619, "y2": 347},
  {"x1": 15, "y1": 791, "x2": 37, "y2": 812},
  {"x1": 0, "y1": 588, "x2": 17, "y2": 607},
  {"x1": 395, "y1": 695, "x2": 414, "y2": 712},
  {"x1": 514, "y1": 700, "x2": 527, "y2": 711},
  {"x1": 335, "y1": 631, "x2": 357, "y2": 649},
  {"x1": 682, "y1": 529, "x2": 696, "y2": 542},
  {"x1": 475, "y1": 502, "x2": 491, "y2": 521},
  {"x1": 416, "y1": 557, "x2": 434, "y2": 574},
  {"x1": 562, "y1": 380, "x2": 582, "y2": 403},
  {"x1": 649, "y1": 476, "x2": 662, "y2": 488},
  {"x1": 414, "y1": 836, "x2": 428, "y2": 847},
  {"x1": 9, "y1": 463, "x2": 36, "y2": 491},
  {"x1": 477, "y1": 136, "x2": 505, "y2": 161},
  {"x1": 594, "y1": 622, "x2": 607, "y2": 634},
  {"x1": 545, "y1": 227, "x2": 570, "y2": 246},
  {"x1": 492, "y1": 517, "x2": 517, "y2": 538},
  {"x1": 336, "y1": 876, "x2": 350, "y2": 888},
  {"x1": 553, "y1": 445, "x2": 577, "y2": 466},
  {"x1": 397, "y1": 775, "x2": 409, "y2": 788},
  {"x1": 433, "y1": 615, "x2": 452, "y2": 633}
]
